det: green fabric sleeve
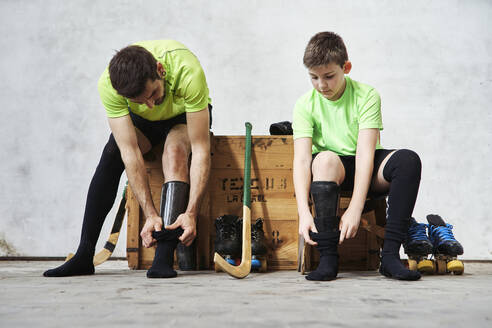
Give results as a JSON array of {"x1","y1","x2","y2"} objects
[
  {"x1": 172, "y1": 50, "x2": 209, "y2": 113},
  {"x1": 97, "y1": 68, "x2": 129, "y2": 118},
  {"x1": 292, "y1": 98, "x2": 314, "y2": 139},
  {"x1": 183, "y1": 68, "x2": 209, "y2": 112},
  {"x1": 358, "y1": 89, "x2": 383, "y2": 130}
]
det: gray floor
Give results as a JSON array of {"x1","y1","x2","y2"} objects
[{"x1": 0, "y1": 261, "x2": 491, "y2": 328}]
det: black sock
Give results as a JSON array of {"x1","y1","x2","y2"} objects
[
  {"x1": 379, "y1": 149, "x2": 422, "y2": 281},
  {"x1": 43, "y1": 242, "x2": 95, "y2": 277},
  {"x1": 44, "y1": 135, "x2": 124, "y2": 277},
  {"x1": 380, "y1": 219, "x2": 421, "y2": 280},
  {"x1": 147, "y1": 229, "x2": 183, "y2": 278},
  {"x1": 306, "y1": 230, "x2": 340, "y2": 281}
]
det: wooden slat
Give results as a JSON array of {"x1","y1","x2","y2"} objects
[
  {"x1": 212, "y1": 136, "x2": 293, "y2": 170},
  {"x1": 209, "y1": 169, "x2": 294, "y2": 193},
  {"x1": 126, "y1": 187, "x2": 140, "y2": 269},
  {"x1": 197, "y1": 187, "x2": 210, "y2": 269},
  {"x1": 264, "y1": 220, "x2": 298, "y2": 270}
]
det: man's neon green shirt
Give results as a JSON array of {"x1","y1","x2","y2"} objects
[
  {"x1": 293, "y1": 76, "x2": 383, "y2": 156},
  {"x1": 98, "y1": 40, "x2": 211, "y2": 121}
]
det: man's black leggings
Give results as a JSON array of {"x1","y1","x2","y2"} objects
[{"x1": 77, "y1": 105, "x2": 212, "y2": 256}]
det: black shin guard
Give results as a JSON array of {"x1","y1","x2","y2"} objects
[
  {"x1": 44, "y1": 135, "x2": 124, "y2": 277},
  {"x1": 379, "y1": 149, "x2": 422, "y2": 280},
  {"x1": 147, "y1": 181, "x2": 189, "y2": 278},
  {"x1": 176, "y1": 241, "x2": 196, "y2": 271},
  {"x1": 167, "y1": 182, "x2": 195, "y2": 271},
  {"x1": 306, "y1": 181, "x2": 340, "y2": 281}
]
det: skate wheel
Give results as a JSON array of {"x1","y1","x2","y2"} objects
[
  {"x1": 259, "y1": 259, "x2": 267, "y2": 273},
  {"x1": 436, "y1": 259, "x2": 447, "y2": 274},
  {"x1": 251, "y1": 258, "x2": 261, "y2": 269},
  {"x1": 408, "y1": 259, "x2": 418, "y2": 271},
  {"x1": 226, "y1": 258, "x2": 236, "y2": 266},
  {"x1": 418, "y1": 259, "x2": 434, "y2": 274},
  {"x1": 447, "y1": 260, "x2": 464, "y2": 275}
]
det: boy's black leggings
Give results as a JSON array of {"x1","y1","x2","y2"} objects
[{"x1": 312, "y1": 148, "x2": 421, "y2": 214}]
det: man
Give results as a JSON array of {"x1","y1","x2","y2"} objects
[{"x1": 44, "y1": 40, "x2": 211, "y2": 278}]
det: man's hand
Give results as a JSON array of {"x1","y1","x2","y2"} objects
[
  {"x1": 298, "y1": 212, "x2": 318, "y2": 246},
  {"x1": 165, "y1": 212, "x2": 197, "y2": 246},
  {"x1": 140, "y1": 216, "x2": 163, "y2": 248},
  {"x1": 339, "y1": 206, "x2": 361, "y2": 244}
]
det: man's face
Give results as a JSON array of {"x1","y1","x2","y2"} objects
[
  {"x1": 129, "y1": 78, "x2": 165, "y2": 108},
  {"x1": 308, "y1": 61, "x2": 351, "y2": 101}
]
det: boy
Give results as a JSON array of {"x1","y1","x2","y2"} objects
[
  {"x1": 293, "y1": 32, "x2": 422, "y2": 281},
  {"x1": 44, "y1": 40, "x2": 211, "y2": 278}
]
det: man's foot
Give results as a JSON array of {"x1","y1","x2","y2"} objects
[
  {"x1": 146, "y1": 230, "x2": 180, "y2": 279},
  {"x1": 379, "y1": 254, "x2": 421, "y2": 281},
  {"x1": 43, "y1": 255, "x2": 94, "y2": 277},
  {"x1": 146, "y1": 265, "x2": 177, "y2": 278}
]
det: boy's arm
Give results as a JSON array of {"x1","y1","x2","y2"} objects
[
  {"x1": 108, "y1": 115, "x2": 162, "y2": 248},
  {"x1": 293, "y1": 137, "x2": 318, "y2": 246},
  {"x1": 165, "y1": 108, "x2": 211, "y2": 246},
  {"x1": 339, "y1": 128, "x2": 379, "y2": 243}
]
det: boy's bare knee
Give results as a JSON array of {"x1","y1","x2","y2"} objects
[{"x1": 312, "y1": 151, "x2": 344, "y2": 183}]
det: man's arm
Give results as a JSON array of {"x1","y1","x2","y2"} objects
[
  {"x1": 293, "y1": 137, "x2": 318, "y2": 246},
  {"x1": 108, "y1": 115, "x2": 162, "y2": 248},
  {"x1": 339, "y1": 128, "x2": 379, "y2": 243},
  {"x1": 166, "y1": 108, "x2": 211, "y2": 246}
]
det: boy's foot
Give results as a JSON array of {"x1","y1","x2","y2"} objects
[
  {"x1": 379, "y1": 254, "x2": 421, "y2": 281},
  {"x1": 43, "y1": 255, "x2": 94, "y2": 277},
  {"x1": 305, "y1": 230, "x2": 339, "y2": 281},
  {"x1": 305, "y1": 255, "x2": 338, "y2": 281}
]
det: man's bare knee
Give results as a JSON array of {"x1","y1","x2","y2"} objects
[{"x1": 162, "y1": 143, "x2": 189, "y2": 178}]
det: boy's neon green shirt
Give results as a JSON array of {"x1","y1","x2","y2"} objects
[
  {"x1": 293, "y1": 76, "x2": 383, "y2": 156},
  {"x1": 98, "y1": 40, "x2": 211, "y2": 121}
]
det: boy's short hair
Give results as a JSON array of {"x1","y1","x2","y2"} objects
[
  {"x1": 109, "y1": 45, "x2": 160, "y2": 98},
  {"x1": 303, "y1": 32, "x2": 348, "y2": 69}
]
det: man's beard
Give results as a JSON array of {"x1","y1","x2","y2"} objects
[
  {"x1": 155, "y1": 94, "x2": 165, "y2": 105},
  {"x1": 154, "y1": 79, "x2": 166, "y2": 105}
]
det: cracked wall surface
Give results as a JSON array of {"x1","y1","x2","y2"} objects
[{"x1": 0, "y1": 0, "x2": 491, "y2": 258}]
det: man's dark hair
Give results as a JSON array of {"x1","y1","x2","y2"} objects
[
  {"x1": 108, "y1": 45, "x2": 159, "y2": 98},
  {"x1": 303, "y1": 32, "x2": 348, "y2": 69}
]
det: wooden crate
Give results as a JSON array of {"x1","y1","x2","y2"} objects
[
  {"x1": 126, "y1": 135, "x2": 386, "y2": 271},
  {"x1": 207, "y1": 135, "x2": 298, "y2": 270}
]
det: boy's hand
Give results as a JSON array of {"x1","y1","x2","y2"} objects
[
  {"x1": 165, "y1": 212, "x2": 197, "y2": 246},
  {"x1": 299, "y1": 212, "x2": 318, "y2": 246},
  {"x1": 339, "y1": 207, "x2": 361, "y2": 244}
]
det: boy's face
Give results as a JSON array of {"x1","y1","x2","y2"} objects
[
  {"x1": 308, "y1": 61, "x2": 352, "y2": 101},
  {"x1": 129, "y1": 63, "x2": 166, "y2": 108}
]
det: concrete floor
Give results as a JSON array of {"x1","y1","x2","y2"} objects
[{"x1": 0, "y1": 261, "x2": 491, "y2": 328}]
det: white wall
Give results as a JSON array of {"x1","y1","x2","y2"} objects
[{"x1": 1, "y1": 0, "x2": 490, "y2": 259}]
